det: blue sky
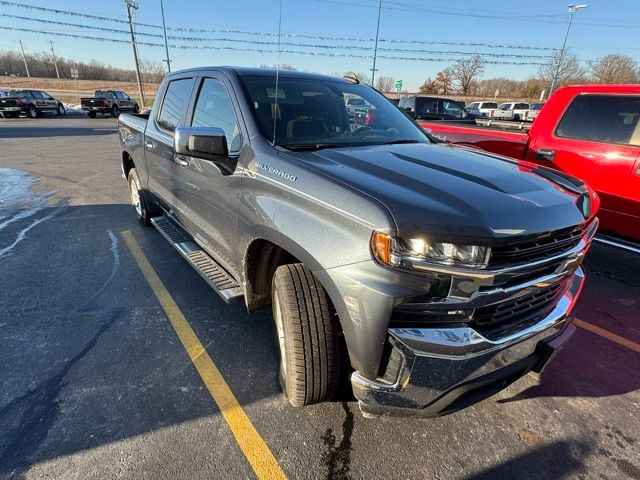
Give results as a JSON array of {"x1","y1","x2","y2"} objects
[{"x1": 0, "y1": 0, "x2": 639, "y2": 90}]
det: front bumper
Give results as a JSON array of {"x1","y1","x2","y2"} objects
[{"x1": 351, "y1": 266, "x2": 584, "y2": 417}]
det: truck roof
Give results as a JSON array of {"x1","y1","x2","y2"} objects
[
  {"x1": 166, "y1": 66, "x2": 352, "y2": 84},
  {"x1": 555, "y1": 84, "x2": 640, "y2": 94}
]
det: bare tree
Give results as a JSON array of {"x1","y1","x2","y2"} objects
[
  {"x1": 450, "y1": 56, "x2": 485, "y2": 95},
  {"x1": 434, "y1": 69, "x2": 452, "y2": 94},
  {"x1": 589, "y1": 54, "x2": 638, "y2": 84},
  {"x1": 539, "y1": 50, "x2": 586, "y2": 90},
  {"x1": 418, "y1": 77, "x2": 438, "y2": 94},
  {"x1": 375, "y1": 75, "x2": 394, "y2": 92}
]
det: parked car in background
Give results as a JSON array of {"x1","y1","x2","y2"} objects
[
  {"x1": 81, "y1": 90, "x2": 139, "y2": 118},
  {"x1": 419, "y1": 84, "x2": 640, "y2": 243},
  {"x1": 0, "y1": 89, "x2": 65, "y2": 118},
  {"x1": 525, "y1": 102, "x2": 545, "y2": 122},
  {"x1": 118, "y1": 67, "x2": 598, "y2": 418},
  {"x1": 399, "y1": 95, "x2": 477, "y2": 122},
  {"x1": 345, "y1": 96, "x2": 370, "y2": 125},
  {"x1": 492, "y1": 102, "x2": 529, "y2": 121},
  {"x1": 466, "y1": 101, "x2": 498, "y2": 117}
]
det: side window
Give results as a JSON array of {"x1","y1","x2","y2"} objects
[
  {"x1": 556, "y1": 95, "x2": 640, "y2": 146},
  {"x1": 32, "y1": 91, "x2": 45, "y2": 99},
  {"x1": 157, "y1": 78, "x2": 194, "y2": 132},
  {"x1": 191, "y1": 78, "x2": 242, "y2": 153},
  {"x1": 115, "y1": 92, "x2": 126, "y2": 100}
]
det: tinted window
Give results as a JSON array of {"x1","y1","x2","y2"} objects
[
  {"x1": 515, "y1": 103, "x2": 528, "y2": 109},
  {"x1": 481, "y1": 102, "x2": 497, "y2": 109},
  {"x1": 157, "y1": 78, "x2": 194, "y2": 132},
  {"x1": 240, "y1": 76, "x2": 429, "y2": 149},
  {"x1": 32, "y1": 91, "x2": 46, "y2": 99},
  {"x1": 440, "y1": 100, "x2": 465, "y2": 118},
  {"x1": 556, "y1": 95, "x2": 640, "y2": 146},
  {"x1": 530, "y1": 103, "x2": 544, "y2": 110},
  {"x1": 416, "y1": 97, "x2": 438, "y2": 114},
  {"x1": 191, "y1": 78, "x2": 242, "y2": 153},
  {"x1": 468, "y1": 102, "x2": 479, "y2": 109},
  {"x1": 115, "y1": 92, "x2": 126, "y2": 100}
]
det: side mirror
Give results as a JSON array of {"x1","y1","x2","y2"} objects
[{"x1": 174, "y1": 126, "x2": 228, "y2": 161}]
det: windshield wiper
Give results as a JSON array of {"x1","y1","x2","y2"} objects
[
  {"x1": 376, "y1": 139, "x2": 421, "y2": 146},
  {"x1": 282, "y1": 143, "x2": 344, "y2": 151}
]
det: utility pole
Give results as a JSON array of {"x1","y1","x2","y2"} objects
[
  {"x1": 125, "y1": 0, "x2": 146, "y2": 108},
  {"x1": 19, "y1": 40, "x2": 30, "y2": 77},
  {"x1": 370, "y1": 0, "x2": 382, "y2": 87},
  {"x1": 160, "y1": 0, "x2": 171, "y2": 73},
  {"x1": 549, "y1": 3, "x2": 588, "y2": 98},
  {"x1": 49, "y1": 40, "x2": 60, "y2": 79}
]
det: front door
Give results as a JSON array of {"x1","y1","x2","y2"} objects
[
  {"x1": 527, "y1": 93, "x2": 640, "y2": 238},
  {"x1": 173, "y1": 75, "x2": 246, "y2": 277}
]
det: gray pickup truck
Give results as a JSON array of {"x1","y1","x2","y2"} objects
[{"x1": 118, "y1": 67, "x2": 599, "y2": 417}]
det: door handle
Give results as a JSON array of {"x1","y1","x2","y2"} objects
[
  {"x1": 535, "y1": 148, "x2": 556, "y2": 161},
  {"x1": 175, "y1": 155, "x2": 190, "y2": 167},
  {"x1": 144, "y1": 140, "x2": 155, "y2": 151}
]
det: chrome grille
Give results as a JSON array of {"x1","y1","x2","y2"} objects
[{"x1": 490, "y1": 225, "x2": 584, "y2": 267}]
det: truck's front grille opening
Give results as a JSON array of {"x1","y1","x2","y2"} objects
[
  {"x1": 390, "y1": 283, "x2": 565, "y2": 337},
  {"x1": 489, "y1": 225, "x2": 584, "y2": 267}
]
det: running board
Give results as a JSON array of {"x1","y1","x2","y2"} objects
[{"x1": 150, "y1": 216, "x2": 244, "y2": 303}]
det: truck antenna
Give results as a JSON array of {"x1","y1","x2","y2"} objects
[{"x1": 272, "y1": 0, "x2": 283, "y2": 146}]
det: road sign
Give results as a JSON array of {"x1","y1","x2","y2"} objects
[
  {"x1": 395, "y1": 80, "x2": 403, "y2": 89},
  {"x1": 70, "y1": 67, "x2": 79, "y2": 79}
]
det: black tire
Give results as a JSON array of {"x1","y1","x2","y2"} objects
[
  {"x1": 272, "y1": 264, "x2": 340, "y2": 407},
  {"x1": 127, "y1": 168, "x2": 153, "y2": 225},
  {"x1": 133, "y1": 103, "x2": 140, "y2": 114},
  {"x1": 57, "y1": 104, "x2": 65, "y2": 116},
  {"x1": 513, "y1": 114, "x2": 520, "y2": 121},
  {"x1": 111, "y1": 105, "x2": 120, "y2": 118},
  {"x1": 88, "y1": 111, "x2": 96, "y2": 118},
  {"x1": 27, "y1": 104, "x2": 38, "y2": 119}
]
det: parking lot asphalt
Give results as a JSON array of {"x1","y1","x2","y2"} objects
[{"x1": 1, "y1": 116, "x2": 639, "y2": 480}]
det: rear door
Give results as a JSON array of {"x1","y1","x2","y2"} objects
[
  {"x1": 528, "y1": 93, "x2": 640, "y2": 238},
  {"x1": 144, "y1": 75, "x2": 196, "y2": 217},
  {"x1": 173, "y1": 74, "x2": 247, "y2": 277}
]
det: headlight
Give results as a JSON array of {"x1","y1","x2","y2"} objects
[{"x1": 371, "y1": 232, "x2": 490, "y2": 269}]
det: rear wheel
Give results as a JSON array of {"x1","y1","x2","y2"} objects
[
  {"x1": 513, "y1": 114, "x2": 521, "y2": 121},
  {"x1": 111, "y1": 105, "x2": 120, "y2": 118},
  {"x1": 272, "y1": 264, "x2": 340, "y2": 407},
  {"x1": 133, "y1": 104, "x2": 140, "y2": 114},
  {"x1": 27, "y1": 104, "x2": 38, "y2": 119},
  {"x1": 127, "y1": 168, "x2": 153, "y2": 225},
  {"x1": 88, "y1": 111, "x2": 96, "y2": 118},
  {"x1": 57, "y1": 104, "x2": 65, "y2": 116}
]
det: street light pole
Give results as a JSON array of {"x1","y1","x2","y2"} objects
[
  {"x1": 370, "y1": 0, "x2": 382, "y2": 87},
  {"x1": 125, "y1": 0, "x2": 146, "y2": 109},
  {"x1": 160, "y1": 0, "x2": 171, "y2": 73},
  {"x1": 549, "y1": 3, "x2": 588, "y2": 97}
]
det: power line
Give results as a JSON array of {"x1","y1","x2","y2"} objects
[
  {"x1": 0, "y1": 26, "x2": 550, "y2": 65},
  {"x1": 0, "y1": 1, "x2": 558, "y2": 50}
]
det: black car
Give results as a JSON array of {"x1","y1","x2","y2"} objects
[
  {"x1": 399, "y1": 95, "x2": 478, "y2": 123},
  {"x1": 0, "y1": 89, "x2": 65, "y2": 118}
]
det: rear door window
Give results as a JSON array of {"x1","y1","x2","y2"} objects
[
  {"x1": 191, "y1": 78, "x2": 243, "y2": 153},
  {"x1": 157, "y1": 78, "x2": 195, "y2": 132},
  {"x1": 555, "y1": 94, "x2": 640, "y2": 146}
]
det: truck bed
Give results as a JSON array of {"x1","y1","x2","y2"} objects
[{"x1": 419, "y1": 121, "x2": 530, "y2": 159}]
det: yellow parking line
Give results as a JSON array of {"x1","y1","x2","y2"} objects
[
  {"x1": 574, "y1": 318, "x2": 640, "y2": 354},
  {"x1": 120, "y1": 230, "x2": 287, "y2": 480}
]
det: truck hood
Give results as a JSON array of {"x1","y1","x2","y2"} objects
[{"x1": 282, "y1": 143, "x2": 589, "y2": 243}]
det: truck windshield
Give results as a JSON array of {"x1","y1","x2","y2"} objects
[{"x1": 240, "y1": 76, "x2": 429, "y2": 150}]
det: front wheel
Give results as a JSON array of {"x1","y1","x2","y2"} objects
[
  {"x1": 27, "y1": 104, "x2": 38, "y2": 119},
  {"x1": 111, "y1": 105, "x2": 120, "y2": 118},
  {"x1": 57, "y1": 104, "x2": 65, "y2": 116},
  {"x1": 272, "y1": 264, "x2": 340, "y2": 407},
  {"x1": 88, "y1": 111, "x2": 96, "y2": 118}
]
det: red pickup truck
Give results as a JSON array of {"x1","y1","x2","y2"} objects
[{"x1": 419, "y1": 85, "x2": 640, "y2": 243}]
